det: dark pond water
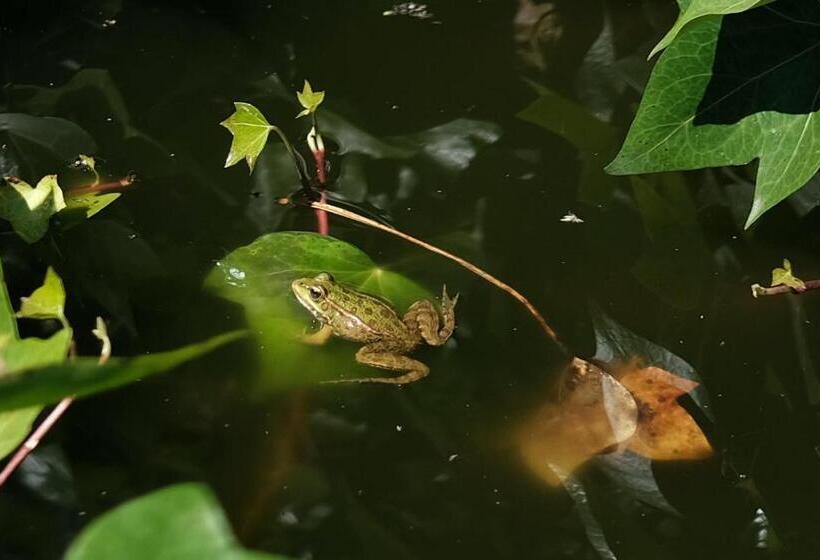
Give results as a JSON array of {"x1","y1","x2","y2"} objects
[{"x1": 2, "y1": 1, "x2": 820, "y2": 558}]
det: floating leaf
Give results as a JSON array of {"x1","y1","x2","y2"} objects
[
  {"x1": 64, "y1": 192, "x2": 121, "y2": 219},
  {"x1": 220, "y1": 102, "x2": 272, "y2": 172},
  {"x1": 296, "y1": 80, "x2": 325, "y2": 118},
  {"x1": 65, "y1": 483, "x2": 291, "y2": 560},
  {"x1": 607, "y1": 2, "x2": 820, "y2": 227},
  {"x1": 0, "y1": 331, "x2": 245, "y2": 411},
  {"x1": 619, "y1": 364, "x2": 713, "y2": 460},
  {"x1": 17, "y1": 267, "x2": 66, "y2": 323},
  {"x1": 770, "y1": 258, "x2": 805, "y2": 290},
  {"x1": 648, "y1": 0, "x2": 766, "y2": 59},
  {"x1": 206, "y1": 232, "x2": 431, "y2": 389},
  {"x1": 0, "y1": 175, "x2": 66, "y2": 243}
]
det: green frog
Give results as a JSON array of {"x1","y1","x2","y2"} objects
[{"x1": 291, "y1": 272, "x2": 458, "y2": 385}]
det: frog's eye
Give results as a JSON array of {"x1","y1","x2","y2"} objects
[
  {"x1": 315, "y1": 272, "x2": 334, "y2": 282},
  {"x1": 308, "y1": 286, "x2": 326, "y2": 301}
]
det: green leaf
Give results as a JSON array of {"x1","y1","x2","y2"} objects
[
  {"x1": 0, "y1": 175, "x2": 66, "y2": 243},
  {"x1": 64, "y1": 192, "x2": 121, "y2": 218},
  {"x1": 648, "y1": 0, "x2": 767, "y2": 59},
  {"x1": 0, "y1": 331, "x2": 245, "y2": 411},
  {"x1": 65, "y1": 483, "x2": 291, "y2": 560},
  {"x1": 771, "y1": 258, "x2": 805, "y2": 290},
  {"x1": 0, "y1": 406, "x2": 39, "y2": 459},
  {"x1": 296, "y1": 80, "x2": 325, "y2": 118},
  {"x1": 17, "y1": 267, "x2": 66, "y2": 323},
  {"x1": 607, "y1": 3, "x2": 820, "y2": 227},
  {"x1": 0, "y1": 261, "x2": 72, "y2": 460},
  {"x1": 220, "y1": 102, "x2": 272, "y2": 172},
  {"x1": 206, "y1": 232, "x2": 432, "y2": 388}
]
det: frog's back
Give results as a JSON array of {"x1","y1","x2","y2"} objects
[{"x1": 327, "y1": 287, "x2": 409, "y2": 342}]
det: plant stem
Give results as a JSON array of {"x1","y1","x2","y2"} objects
[
  {"x1": 309, "y1": 200, "x2": 565, "y2": 349},
  {"x1": 0, "y1": 325, "x2": 112, "y2": 488},
  {"x1": 67, "y1": 175, "x2": 135, "y2": 196},
  {"x1": 751, "y1": 279, "x2": 820, "y2": 298}
]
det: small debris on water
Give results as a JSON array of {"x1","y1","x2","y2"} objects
[{"x1": 560, "y1": 212, "x2": 584, "y2": 224}]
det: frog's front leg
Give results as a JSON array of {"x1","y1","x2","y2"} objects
[
  {"x1": 323, "y1": 342, "x2": 429, "y2": 385},
  {"x1": 299, "y1": 323, "x2": 334, "y2": 345},
  {"x1": 403, "y1": 286, "x2": 458, "y2": 346}
]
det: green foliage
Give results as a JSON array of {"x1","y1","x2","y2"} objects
[
  {"x1": 220, "y1": 102, "x2": 273, "y2": 172},
  {"x1": 0, "y1": 330, "x2": 245, "y2": 412},
  {"x1": 206, "y1": 232, "x2": 430, "y2": 388},
  {"x1": 0, "y1": 264, "x2": 72, "y2": 459},
  {"x1": 648, "y1": 0, "x2": 766, "y2": 58},
  {"x1": 17, "y1": 267, "x2": 66, "y2": 324},
  {"x1": 0, "y1": 175, "x2": 66, "y2": 243},
  {"x1": 65, "y1": 483, "x2": 291, "y2": 560},
  {"x1": 771, "y1": 258, "x2": 805, "y2": 290},
  {"x1": 64, "y1": 192, "x2": 121, "y2": 219},
  {"x1": 608, "y1": 3, "x2": 820, "y2": 227},
  {"x1": 296, "y1": 80, "x2": 325, "y2": 118}
]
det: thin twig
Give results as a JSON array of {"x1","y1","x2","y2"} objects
[
  {"x1": 309, "y1": 200, "x2": 564, "y2": 348},
  {"x1": 751, "y1": 279, "x2": 820, "y2": 298},
  {"x1": 0, "y1": 319, "x2": 112, "y2": 488}
]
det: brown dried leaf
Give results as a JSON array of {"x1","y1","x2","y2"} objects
[
  {"x1": 620, "y1": 365, "x2": 713, "y2": 461},
  {"x1": 516, "y1": 357, "x2": 638, "y2": 486}
]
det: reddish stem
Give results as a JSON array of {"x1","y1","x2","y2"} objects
[
  {"x1": 0, "y1": 398, "x2": 74, "y2": 487},
  {"x1": 311, "y1": 147, "x2": 329, "y2": 235},
  {"x1": 68, "y1": 175, "x2": 135, "y2": 196}
]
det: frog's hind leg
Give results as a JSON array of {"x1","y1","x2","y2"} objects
[
  {"x1": 322, "y1": 342, "x2": 429, "y2": 385},
  {"x1": 403, "y1": 286, "x2": 458, "y2": 346}
]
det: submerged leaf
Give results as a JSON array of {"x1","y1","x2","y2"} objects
[
  {"x1": 220, "y1": 102, "x2": 272, "y2": 172},
  {"x1": 296, "y1": 80, "x2": 325, "y2": 118},
  {"x1": 0, "y1": 175, "x2": 66, "y2": 242},
  {"x1": 206, "y1": 232, "x2": 431, "y2": 388},
  {"x1": 516, "y1": 357, "x2": 638, "y2": 486},
  {"x1": 65, "y1": 483, "x2": 290, "y2": 560},
  {"x1": 17, "y1": 267, "x2": 66, "y2": 323},
  {"x1": 770, "y1": 258, "x2": 805, "y2": 290}
]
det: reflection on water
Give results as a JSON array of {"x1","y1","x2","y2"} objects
[{"x1": 1, "y1": 1, "x2": 820, "y2": 559}]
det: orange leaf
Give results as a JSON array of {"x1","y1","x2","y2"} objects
[{"x1": 619, "y1": 365, "x2": 713, "y2": 461}]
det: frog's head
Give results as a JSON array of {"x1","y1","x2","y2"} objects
[{"x1": 291, "y1": 272, "x2": 336, "y2": 320}]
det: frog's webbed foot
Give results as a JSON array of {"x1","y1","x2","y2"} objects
[
  {"x1": 403, "y1": 285, "x2": 458, "y2": 346},
  {"x1": 299, "y1": 323, "x2": 333, "y2": 345},
  {"x1": 321, "y1": 343, "x2": 430, "y2": 385}
]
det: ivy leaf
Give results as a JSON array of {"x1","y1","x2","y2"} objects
[
  {"x1": 648, "y1": 0, "x2": 767, "y2": 59},
  {"x1": 64, "y1": 192, "x2": 121, "y2": 219},
  {"x1": 206, "y1": 232, "x2": 431, "y2": 389},
  {"x1": 0, "y1": 175, "x2": 66, "y2": 242},
  {"x1": 295, "y1": 80, "x2": 325, "y2": 118},
  {"x1": 17, "y1": 267, "x2": 66, "y2": 323},
  {"x1": 0, "y1": 261, "x2": 72, "y2": 460},
  {"x1": 220, "y1": 102, "x2": 272, "y2": 172},
  {"x1": 607, "y1": 2, "x2": 820, "y2": 227},
  {"x1": 65, "y1": 483, "x2": 291, "y2": 560},
  {"x1": 0, "y1": 331, "x2": 245, "y2": 411},
  {"x1": 771, "y1": 258, "x2": 805, "y2": 290}
]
